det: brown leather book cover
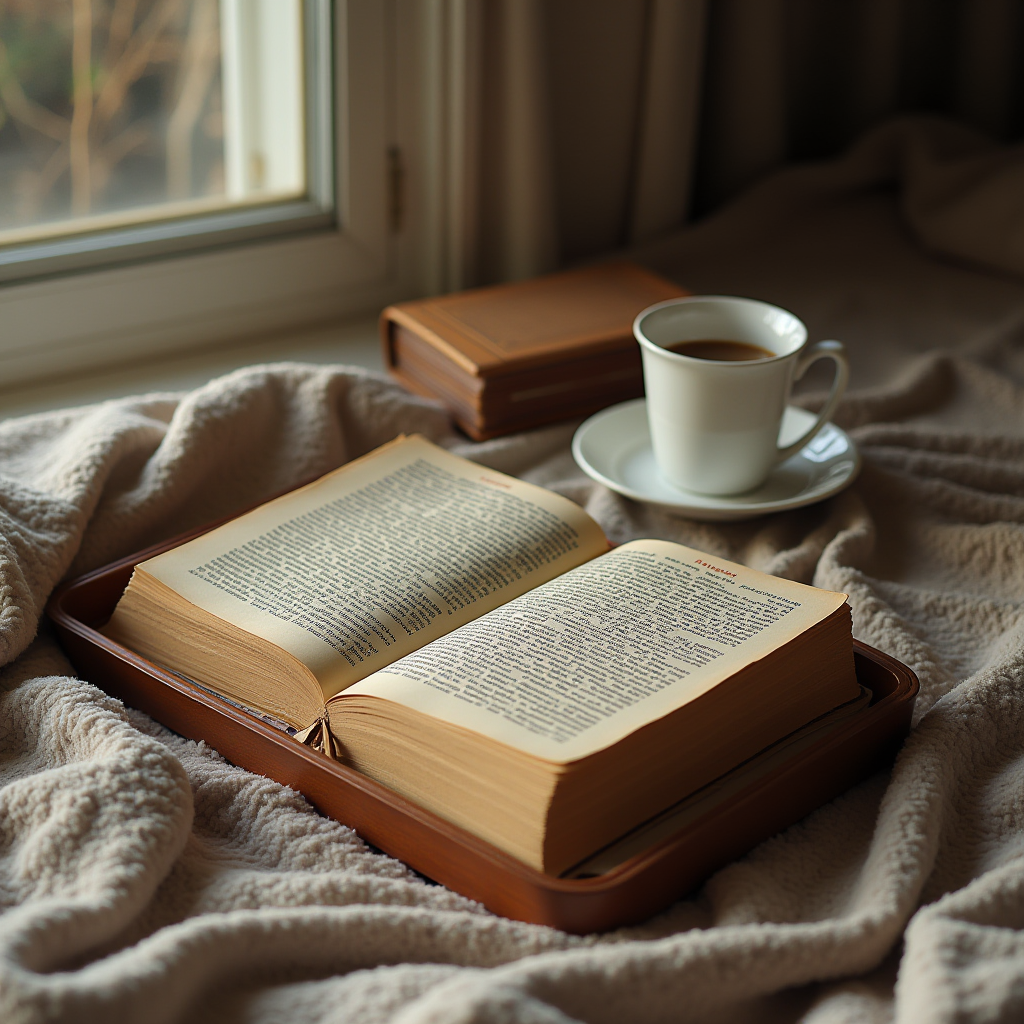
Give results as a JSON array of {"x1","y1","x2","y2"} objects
[{"x1": 380, "y1": 262, "x2": 687, "y2": 440}]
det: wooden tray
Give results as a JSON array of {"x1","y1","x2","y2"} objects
[{"x1": 47, "y1": 530, "x2": 918, "y2": 934}]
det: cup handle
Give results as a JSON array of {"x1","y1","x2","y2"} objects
[{"x1": 776, "y1": 340, "x2": 849, "y2": 462}]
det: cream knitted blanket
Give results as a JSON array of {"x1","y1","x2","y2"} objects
[{"x1": 3, "y1": 118, "x2": 1024, "y2": 1023}]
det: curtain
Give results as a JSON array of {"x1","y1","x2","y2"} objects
[
  {"x1": 695, "y1": 0, "x2": 1024, "y2": 213},
  {"x1": 451, "y1": 0, "x2": 1024, "y2": 288}
]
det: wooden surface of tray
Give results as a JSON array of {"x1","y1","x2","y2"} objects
[{"x1": 47, "y1": 525, "x2": 918, "y2": 934}]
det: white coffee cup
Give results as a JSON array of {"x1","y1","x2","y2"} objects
[{"x1": 634, "y1": 296, "x2": 849, "y2": 496}]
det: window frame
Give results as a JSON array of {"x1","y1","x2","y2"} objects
[{"x1": 0, "y1": 0, "x2": 399, "y2": 389}]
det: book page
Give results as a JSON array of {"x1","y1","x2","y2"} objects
[
  {"x1": 343, "y1": 540, "x2": 847, "y2": 762},
  {"x1": 137, "y1": 436, "x2": 607, "y2": 697}
]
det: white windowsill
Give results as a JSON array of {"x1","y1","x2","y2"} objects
[{"x1": 0, "y1": 313, "x2": 384, "y2": 421}]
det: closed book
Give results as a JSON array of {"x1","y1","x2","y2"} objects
[{"x1": 380, "y1": 262, "x2": 687, "y2": 440}]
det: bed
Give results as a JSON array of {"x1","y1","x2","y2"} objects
[{"x1": 2, "y1": 117, "x2": 1023, "y2": 1024}]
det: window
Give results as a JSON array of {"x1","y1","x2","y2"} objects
[
  {"x1": 0, "y1": 0, "x2": 334, "y2": 281},
  {"x1": 0, "y1": 0, "x2": 397, "y2": 389}
]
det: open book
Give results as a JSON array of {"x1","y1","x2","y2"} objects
[{"x1": 105, "y1": 436, "x2": 859, "y2": 874}]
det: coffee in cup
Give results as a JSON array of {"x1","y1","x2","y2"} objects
[
  {"x1": 633, "y1": 296, "x2": 849, "y2": 496},
  {"x1": 663, "y1": 339, "x2": 776, "y2": 361}
]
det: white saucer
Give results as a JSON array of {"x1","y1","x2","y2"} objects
[{"x1": 572, "y1": 398, "x2": 860, "y2": 521}]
